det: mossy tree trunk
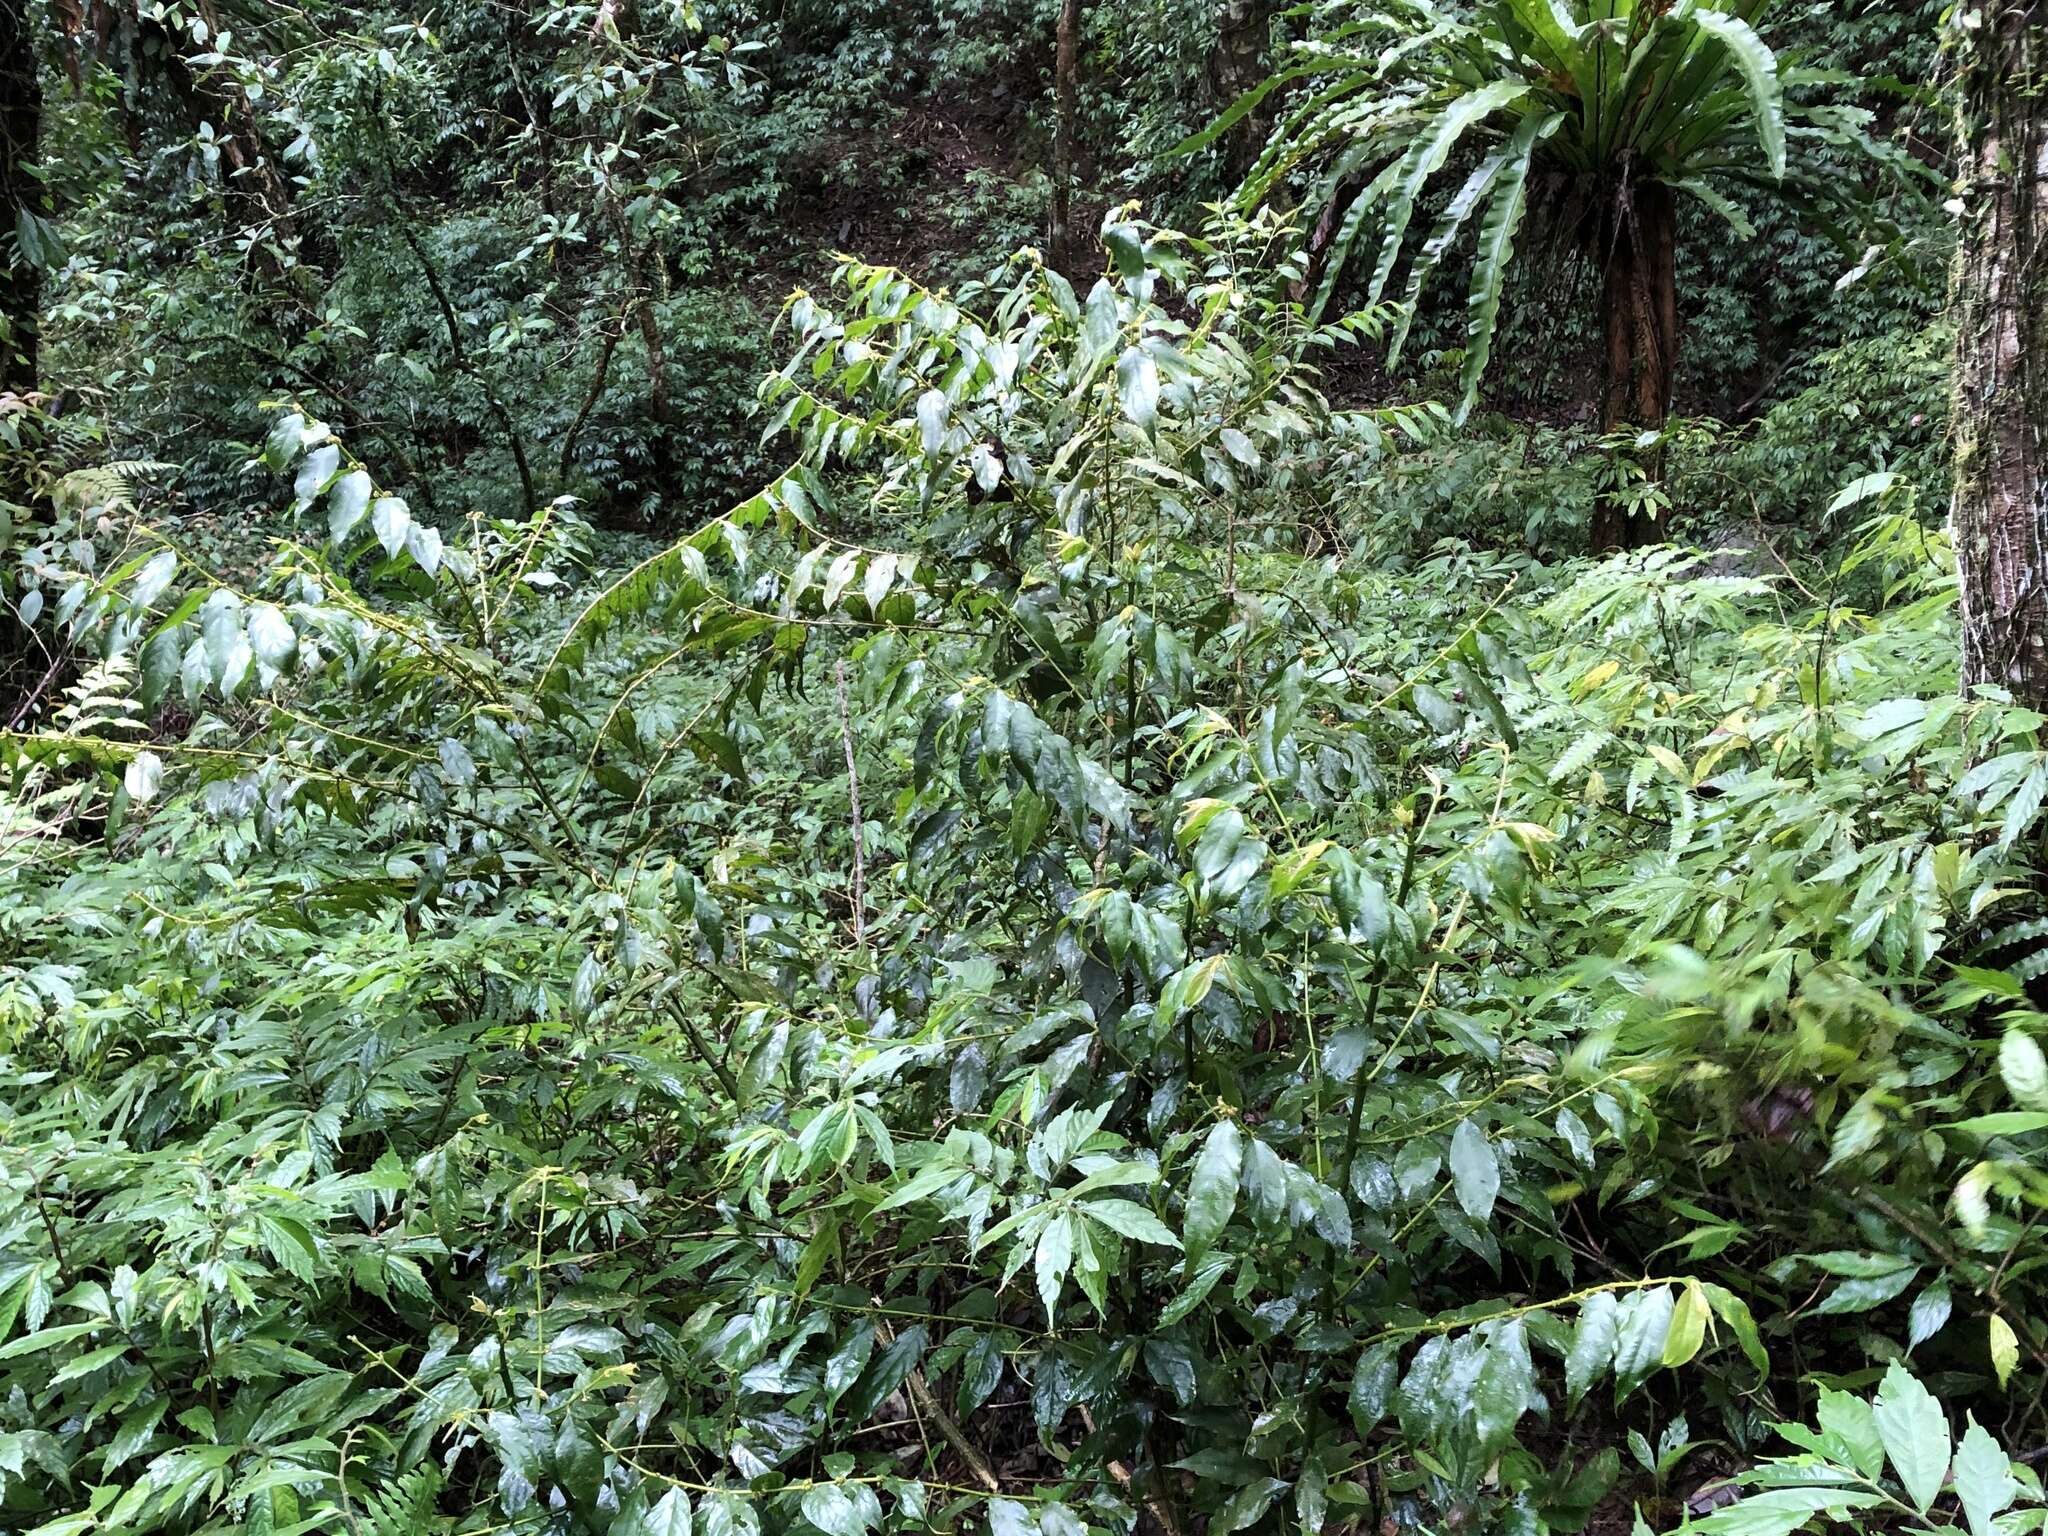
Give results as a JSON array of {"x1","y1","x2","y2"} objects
[
  {"x1": 1951, "y1": 2, "x2": 2048, "y2": 705},
  {"x1": 1, "y1": 0, "x2": 41, "y2": 394},
  {"x1": 1591, "y1": 179, "x2": 1678, "y2": 552}
]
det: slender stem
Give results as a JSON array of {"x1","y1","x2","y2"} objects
[
  {"x1": 27, "y1": 1166, "x2": 71, "y2": 1286},
  {"x1": 512, "y1": 736, "x2": 587, "y2": 860},
  {"x1": 666, "y1": 996, "x2": 744, "y2": 1105},
  {"x1": 1339, "y1": 785, "x2": 1439, "y2": 1189},
  {"x1": 835, "y1": 659, "x2": 866, "y2": 948}
]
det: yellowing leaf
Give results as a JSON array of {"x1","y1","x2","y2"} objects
[
  {"x1": 1989, "y1": 1315, "x2": 2019, "y2": 1389},
  {"x1": 1662, "y1": 1280, "x2": 1710, "y2": 1367},
  {"x1": 1646, "y1": 744, "x2": 1688, "y2": 782},
  {"x1": 1575, "y1": 659, "x2": 1620, "y2": 697}
]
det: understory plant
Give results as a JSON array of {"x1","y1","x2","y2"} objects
[{"x1": 0, "y1": 214, "x2": 2044, "y2": 1536}]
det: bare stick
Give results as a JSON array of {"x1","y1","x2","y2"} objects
[{"x1": 877, "y1": 1321, "x2": 998, "y2": 1492}]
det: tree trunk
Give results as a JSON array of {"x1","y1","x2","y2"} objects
[
  {"x1": 1591, "y1": 179, "x2": 1678, "y2": 552},
  {"x1": 1951, "y1": 3, "x2": 2048, "y2": 706},
  {"x1": 1, "y1": 0, "x2": 43, "y2": 394},
  {"x1": 1210, "y1": 0, "x2": 1276, "y2": 180},
  {"x1": 593, "y1": 0, "x2": 673, "y2": 501},
  {"x1": 1050, "y1": 0, "x2": 1081, "y2": 269}
]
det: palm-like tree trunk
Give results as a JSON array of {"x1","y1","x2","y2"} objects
[
  {"x1": 1591, "y1": 179, "x2": 1678, "y2": 552},
  {"x1": 1951, "y1": 3, "x2": 2048, "y2": 705},
  {"x1": 1, "y1": 0, "x2": 42, "y2": 394}
]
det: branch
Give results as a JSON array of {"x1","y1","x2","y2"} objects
[{"x1": 879, "y1": 1321, "x2": 999, "y2": 1494}]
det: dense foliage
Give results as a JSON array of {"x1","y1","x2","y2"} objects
[{"x1": 5, "y1": 1, "x2": 2045, "y2": 1535}]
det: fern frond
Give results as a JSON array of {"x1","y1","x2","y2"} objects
[
  {"x1": 354, "y1": 1463, "x2": 447, "y2": 1536},
  {"x1": 51, "y1": 460, "x2": 174, "y2": 517}
]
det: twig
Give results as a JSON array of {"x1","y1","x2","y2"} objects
[
  {"x1": 1077, "y1": 1405, "x2": 1182, "y2": 1536},
  {"x1": 1858, "y1": 1190, "x2": 2048, "y2": 1375},
  {"x1": 836, "y1": 659, "x2": 866, "y2": 947},
  {"x1": 663, "y1": 996, "x2": 743, "y2": 1105},
  {"x1": 5, "y1": 647, "x2": 66, "y2": 731},
  {"x1": 370, "y1": 87, "x2": 539, "y2": 516},
  {"x1": 558, "y1": 318, "x2": 625, "y2": 485},
  {"x1": 877, "y1": 1321, "x2": 998, "y2": 1493}
]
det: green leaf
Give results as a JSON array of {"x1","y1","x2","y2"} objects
[
  {"x1": 699, "y1": 1494, "x2": 760, "y2": 1536},
  {"x1": 1116, "y1": 347, "x2": 1159, "y2": 434},
  {"x1": 139, "y1": 626, "x2": 183, "y2": 708},
  {"x1": 1953, "y1": 1420, "x2": 2016, "y2": 1536},
  {"x1": 1944, "y1": 1111, "x2": 2048, "y2": 1136},
  {"x1": 1454, "y1": 114, "x2": 1557, "y2": 422},
  {"x1": 1872, "y1": 1362, "x2": 1949, "y2": 1512},
  {"x1": 1084, "y1": 1199, "x2": 1181, "y2": 1248},
  {"x1": 1213, "y1": 1478, "x2": 1288, "y2": 1534},
  {"x1": 916, "y1": 389, "x2": 948, "y2": 456},
  {"x1": 327, "y1": 469, "x2": 373, "y2": 541},
  {"x1": 1103, "y1": 222, "x2": 1148, "y2": 277},
  {"x1": 123, "y1": 750, "x2": 162, "y2": 805},
  {"x1": 247, "y1": 603, "x2": 296, "y2": 667},
  {"x1": 1565, "y1": 1290, "x2": 1620, "y2": 1408},
  {"x1": 1989, "y1": 1316, "x2": 2020, "y2": 1389},
  {"x1": 294, "y1": 443, "x2": 340, "y2": 508},
  {"x1": 800, "y1": 1483, "x2": 881, "y2": 1536},
  {"x1": 1159, "y1": 1249, "x2": 1232, "y2": 1325},
  {"x1": 644, "y1": 1488, "x2": 694, "y2": 1536},
  {"x1": 1449, "y1": 1120, "x2": 1499, "y2": 1221},
  {"x1": 1812, "y1": 1264, "x2": 1917, "y2": 1316},
  {"x1": 1662, "y1": 1280, "x2": 1709, "y2": 1367},
  {"x1": 372, "y1": 496, "x2": 412, "y2": 559},
  {"x1": 844, "y1": 1326, "x2": 927, "y2": 1423},
  {"x1": 1816, "y1": 1388, "x2": 1885, "y2": 1480},
  {"x1": 1698, "y1": 1282, "x2": 1767, "y2": 1375},
  {"x1": 1350, "y1": 1340, "x2": 1400, "y2": 1434},
  {"x1": 686, "y1": 729, "x2": 747, "y2": 782},
  {"x1": 1907, "y1": 1281, "x2": 1951, "y2": 1349},
  {"x1": 1241, "y1": 1136, "x2": 1289, "y2": 1225},
  {"x1": 0, "y1": 1322, "x2": 101, "y2": 1359},
  {"x1": 1473, "y1": 1320, "x2": 1533, "y2": 1460},
  {"x1": 1157, "y1": 956, "x2": 1227, "y2": 1036},
  {"x1": 1166, "y1": 68, "x2": 1295, "y2": 156},
  {"x1": 552, "y1": 1418, "x2": 605, "y2": 1507},
  {"x1": 1183, "y1": 1120, "x2": 1244, "y2": 1264},
  {"x1": 1611, "y1": 1285, "x2": 1675, "y2": 1403},
  {"x1": 264, "y1": 411, "x2": 308, "y2": 470},
  {"x1": 1365, "y1": 79, "x2": 1533, "y2": 310},
  {"x1": 1388, "y1": 108, "x2": 1558, "y2": 372},
  {"x1": 50, "y1": 1341, "x2": 129, "y2": 1385},
  {"x1": 1691, "y1": 1487, "x2": 1884, "y2": 1536},
  {"x1": 1035, "y1": 1214, "x2": 1074, "y2": 1321},
  {"x1": 2000, "y1": 1030, "x2": 2048, "y2": 1109}
]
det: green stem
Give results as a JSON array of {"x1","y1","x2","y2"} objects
[
  {"x1": 667, "y1": 996, "x2": 745, "y2": 1105},
  {"x1": 1338, "y1": 793, "x2": 1432, "y2": 1190}
]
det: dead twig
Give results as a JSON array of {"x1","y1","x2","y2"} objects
[{"x1": 876, "y1": 1320, "x2": 998, "y2": 1493}]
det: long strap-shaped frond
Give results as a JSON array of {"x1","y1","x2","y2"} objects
[
  {"x1": 1362, "y1": 77, "x2": 1533, "y2": 308},
  {"x1": 1455, "y1": 111, "x2": 1563, "y2": 425},
  {"x1": 1690, "y1": 8, "x2": 1784, "y2": 178},
  {"x1": 1385, "y1": 108, "x2": 1561, "y2": 369}
]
